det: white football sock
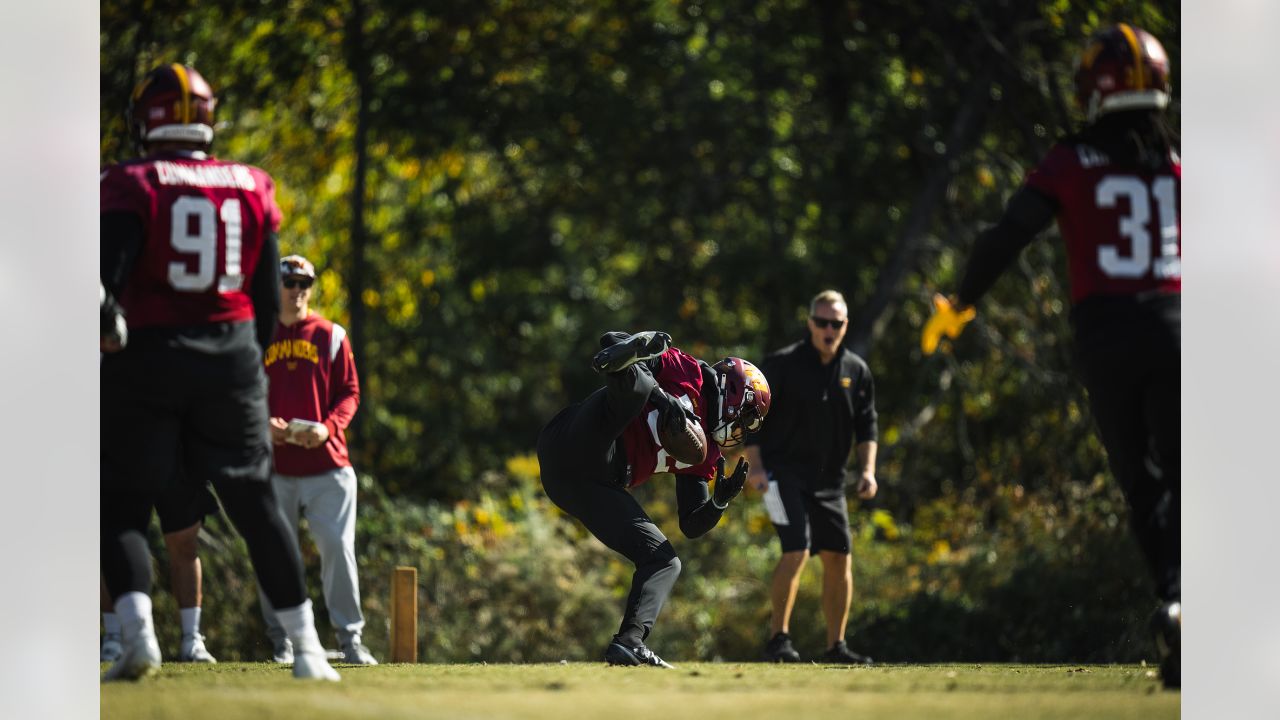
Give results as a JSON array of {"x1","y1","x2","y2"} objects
[
  {"x1": 273, "y1": 599, "x2": 324, "y2": 653},
  {"x1": 113, "y1": 592, "x2": 155, "y2": 642},
  {"x1": 102, "y1": 612, "x2": 121, "y2": 635},
  {"x1": 180, "y1": 607, "x2": 201, "y2": 635}
]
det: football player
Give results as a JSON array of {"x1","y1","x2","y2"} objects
[
  {"x1": 100, "y1": 64, "x2": 338, "y2": 681},
  {"x1": 921, "y1": 24, "x2": 1180, "y2": 687},
  {"x1": 536, "y1": 332, "x2": 770, "y2": 667}
]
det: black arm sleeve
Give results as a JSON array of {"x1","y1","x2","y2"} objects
[
  {"x1": 250, "y1": 231, "x2": 281, "y2": 352},
  {"x1": 101, "y1": 211, "x2": 145, "y2": 299},
  {"x1": 675, "y1": 475, "x2": 724, "y2": 539},
  {"x1": 956, "y1": 186, "x2": 1058, "y2": 307},
  {"x1": 852, "y1": 363, "x2": 878, "y2": 443}
]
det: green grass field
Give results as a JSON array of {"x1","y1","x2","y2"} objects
[{"x1": 101, "y1": 661, "x2": 1178, "y2": 720}]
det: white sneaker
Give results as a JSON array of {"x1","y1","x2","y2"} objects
[
  {"x1": 101, "y1": 633, "x2": 124, "y2": 663},
  {"x1": 272, "y1": 637, "x2": 294, "y2": 664},
  {"x1": 102, "y1": 628, "x2": 162, "y2": 682},
  {"x1": 341, "y1": 639, "x2": 379, "y2": 665},
  {"x1": 293, "y1": 648, "x2": 341, "y2": 681},
  {"x1": 179, "y1": 632, "x2": 218, "y2": 663}
]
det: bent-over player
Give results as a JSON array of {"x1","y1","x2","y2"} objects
[{"x1": 537, "y1": 331, "x2": 770, "y2": 667}]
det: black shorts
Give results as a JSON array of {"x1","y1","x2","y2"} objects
[
  {"x1": 101, "y1": 321, "x2": 272, "y2": 495},
  {"x1": 154, "y1": 477, "x2": 220, "y2": 534},
  {"x1": 763, "y1": 473, "x2": 850, "y2": 554}
]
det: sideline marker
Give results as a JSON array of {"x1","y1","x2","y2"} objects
[{"x1": 390, "y1": 566, "x2": 418, "y2": 662}]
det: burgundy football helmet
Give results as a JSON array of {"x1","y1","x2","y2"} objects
[
  {"x1": 710, "y1": 357, "x2": 771, "y2": 447},
  {"x1": 1074, "y1": 24, "x2": 1171, "y2": 122},
  {"x1": 129, "y1": 64, "x2": 217, "y2": 149}
]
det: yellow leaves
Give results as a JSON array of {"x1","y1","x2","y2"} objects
[
  {"x1": 470, "y1": 278, "x2": 487, "y2": 302},
  {"x1": 362, "y1": 288, "x2": 380, "y2": 308},
  {"x1": 686, "y1": 33, "x2": 708, "y2": 58},
  {"x1": 910, "y1": 68, "x2": 925, "y2": 86},
  {"x1": 977, "y1": 166, "x2": 996, "y2": 189},
  {"x1": 747, "y1": 510, "x2": 771, "y2": 535},
  {"x1": 420, "y1": 269, "x2": 436, "y2": 288},
  {"x1": 493, "y1": 68, "x2": 533, "y2": 86},
  {"x1": 505, "y1": 454, "x2": 541, "y2": 483},
  {"x1": 443, "y1": 151, "x2": 465, "y2": 179},
  {"x1": 678, "y1": 296, "x2": 699, "y2": 319},
  {"x1": 871, "y1": 509, "x2": 900, "y2": 541},
  {"x1": 398, "y1": 158, "x2": 421, "y2": 181},
  {"x1": 925, "y1": 539, "x2": 952, "y2": 565}
]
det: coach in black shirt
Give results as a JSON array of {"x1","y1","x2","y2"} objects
[{"x1": 743, "y1": 290, "x2": 878, "y2": 664}]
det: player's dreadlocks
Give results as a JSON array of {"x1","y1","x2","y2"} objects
[{"x1": 1074, "y1": 109, "x2": 1180, "y2": 172}]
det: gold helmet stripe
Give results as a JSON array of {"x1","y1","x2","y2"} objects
[
  {"x1": 1116, "y1": 23, "x2": 1147, "y2": 90},
  {"x1": 171, "y1": 63, "x2": 192, "y2": 123}
]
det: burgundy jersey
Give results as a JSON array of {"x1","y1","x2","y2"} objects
[
  {"x1": 265, "y1": 313, "x2": 360, "y2": 476},
  {"x1": 620, "y1": 347, "x2": 724, "y2": 488},
  {"x1": 1024, "y1": 142, "x2": 1181, "y2": 304},
  {"x1": 101, "y1": 153, "x2": 283, "y2": 329}
]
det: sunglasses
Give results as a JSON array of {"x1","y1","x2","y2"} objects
[
  {"x1": 283, "y1": 278, "x2": 314, "y2": 290},
  {"x1": 810, "y1": 316, "x2": 845, "y2": 330}
]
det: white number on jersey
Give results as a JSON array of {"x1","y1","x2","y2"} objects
[
  {"x1": 168, "y1": 196, "x2": 245, "y2": 293},
  {"x1": 647, "y1": 394, "x2": 698, "y2": 472},
  {"x1": 1095, "y1": 175, "x2": 1180, "y2": 280}
]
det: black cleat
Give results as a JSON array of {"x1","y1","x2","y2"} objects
[
  {"x1": 1151, "y1": 601, "x2": 1180, "y2": 689},
  {"x1": 762, "y1": 632, "x2": 802, "y2": 663},
  {"x1": 598, "y1": 331, "x2": 631, "y2": 349},
  {"x1": 591, "y1": 331, "x2": 671, "y2": 374},
  {"x1": 822, "y1": 639, "x2": 873, "y2": 665},
  {"x1": 604, "y1": 640, "x2": 675, "y2": 669}
]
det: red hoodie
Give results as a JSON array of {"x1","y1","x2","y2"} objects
[{"x1": 264, "y1": 313, "x2": 359, "y2": 475}]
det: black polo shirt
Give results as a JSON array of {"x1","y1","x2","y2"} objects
[{"x1": 746, "y1": 339, "x2": 877, "y2": 493}]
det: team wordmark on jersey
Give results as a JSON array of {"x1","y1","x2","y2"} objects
[
  {"x1": 264, "y1": 338, "x2": 320, "y2": 368},
  {"x1": 155, "y1": 161, "x2": 259, "y2": 190}
]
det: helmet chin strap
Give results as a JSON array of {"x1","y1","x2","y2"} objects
[
  {"x1": 713, "y1": 424, "x2": 734, "y2": 446},
  {"x1": 713, "y1": 374, "x2": 732, "y2": 444}
]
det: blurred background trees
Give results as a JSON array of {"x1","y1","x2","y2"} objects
[{"x1": 101, "y1": 0, "x2": 1178, "y2": 663}]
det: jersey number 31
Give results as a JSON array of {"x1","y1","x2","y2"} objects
[{"x1": 1096, "y1": 175, "x2": 1180, "y2": 280}]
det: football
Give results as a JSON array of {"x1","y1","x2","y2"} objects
[{"x1": 660, "y1": 415, "x2": 707, "y2": 466}]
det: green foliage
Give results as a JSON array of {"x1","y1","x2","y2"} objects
[
  {"x1": 105, "y1": 0, "x2": 1178, "y2": 663},
  {"x1": 156, "y1": 461, "x2": 1156, "y2": 665}
]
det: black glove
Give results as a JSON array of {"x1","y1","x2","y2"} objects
[
  {"x1": 652, "y1": 387, "x2": 698, "y2": 435},
  {"x1": 711, "y1": 456, "x2": 749, "y2": 510}
]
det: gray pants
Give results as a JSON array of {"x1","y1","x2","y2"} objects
[{"x1": 258, "y1": 465, "x2": 366, "y2": 646}]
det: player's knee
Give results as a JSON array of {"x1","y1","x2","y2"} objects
[
  {"x1": 312, "y1": 527, "x2": 349, "y2": 559},
  {"x1": 664, "y1": 553, "x2": 682, "y2": 579},
  {"x1": 652, "y1": 544, "x2": 681, "y2": 577},
  {"x1": 163, "y1": 524, "x2": 201, "y2": 560},
  {"x1": 780, "y1": 548, "x2": 809, "y2": 565}
]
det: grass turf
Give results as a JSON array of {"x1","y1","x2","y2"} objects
[{"x1": 101, "y1": 661, "x2": 1178, "y2": 720}]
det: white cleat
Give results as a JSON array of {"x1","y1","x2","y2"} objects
[
  {"x1": 341, "y1": 639, "x2": 379, "y2": 665},
  {"x1": 272, "y1": 637, "x2": 295, "y2": 664},
  {"x1": 179, "y1": 632, "x2": 218, "y2": 663},
  {"x1": 293, "y1": 648, "x2": 341, "y2": 681},
  {"x1": 100, "y1": 633, "x2": 124, "y2": 663},
  {"x1": 102, "y1": 628, "x2": 162, "y2": 682}
]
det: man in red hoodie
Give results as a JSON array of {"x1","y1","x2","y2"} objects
[{"x1": 257, "y1": 254, "x2": 377, "y2": 665}]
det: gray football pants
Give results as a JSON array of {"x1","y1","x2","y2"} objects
[{"x1": 258, "y1": 465, "x2": 366, "y2": 646}]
